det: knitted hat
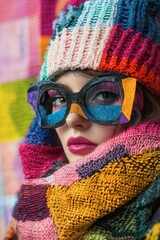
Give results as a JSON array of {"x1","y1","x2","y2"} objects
[{"x1": 40, "y1": 0, "x2": 160, "y2": 96}]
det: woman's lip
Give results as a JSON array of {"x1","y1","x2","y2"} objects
[
  {"x1": 67, "y1": 137, "x2": 97, "y2": 146},
  {"x1": 67, "y1": 137, "x2": 97, "y2": 155}
]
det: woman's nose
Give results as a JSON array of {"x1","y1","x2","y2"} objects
[
  {"x1": 65, "y1": 103, "x2": 91, "y2": 129},
  {"x1": 65, "y1": 112, "x2": 91, "y2": 129}
]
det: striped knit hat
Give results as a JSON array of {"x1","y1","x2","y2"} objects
[{"x1": 40, "y1": 0, "x2": 160, "y2": 96}]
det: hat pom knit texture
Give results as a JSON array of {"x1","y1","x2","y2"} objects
[{"x1": 40, "y1": 0, "x2": 160, "y2": 96}]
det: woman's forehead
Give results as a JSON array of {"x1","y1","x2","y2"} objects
[{"x1": 56, "y1": 71, "x2": 93, "y2": 91}]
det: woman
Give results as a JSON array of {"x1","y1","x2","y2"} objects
[{"x1": 5, "y1": 0, "x2": 160, "y2": 239}]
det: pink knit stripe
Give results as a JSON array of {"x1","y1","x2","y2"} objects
[
  {"x1": 41, "y1": 0, "x2": 57, "y2": 36},
  {"x1": 19, "y1": 144, "x2": 65, "y2": 179},
  {"x1": 102, "y1": 24, "x2": 160, "y2": 72},
  {"x1": 48, "y1": 163, "x2": 79, "y2": 186},
  {"x1": 19, "y1": 122, "x2": 159, "y2": 187},
  {"x1": 50, "y1": 121, "x2": 160, "y2": 186},
  {"x1": 17, "y1": 218, "x2": 57, "y2": 240},
  {"x1": 24, "y1": 178, "x2": 49, "y2": 185},
  {"x1": 98, "y1": 25, "x2": 160, "y2": 94},
  {"x1": 65, "y1": 0, "x2": 86, "y2": 7},
  {"x1": 47, "y1": 24, "x2": 112, "y2": 76},
  {"x1": 143, "y1": 43, "x2": 160, "y2": 72}
]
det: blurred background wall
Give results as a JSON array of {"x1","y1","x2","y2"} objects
[{"x1": 0, "y1": 0, "x2": 68, "y2": 237}]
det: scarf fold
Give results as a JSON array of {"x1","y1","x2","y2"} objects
[{"x1": 5, "y1": 121, "x2": 160, "y2": 240}]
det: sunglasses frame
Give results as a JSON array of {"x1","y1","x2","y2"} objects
[{"x1": 28, "y1": 72, "x2": 132, "y2": 128}]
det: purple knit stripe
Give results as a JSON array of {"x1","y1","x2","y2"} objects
[
  {"x1": 41, "y1": 0, "x2": 57, "y2": 36},
  {"x1": 76, "y1": 144, "x2": 129, "y2": 179},
  {"x1": 145, "y1": 43, "x2": 159, "y2": 69},
  {"x1": 13, "y1": 184, "x2": 50, "y2": 221},
  {"x1": 27, "y1": 89, "x2": 39, "y2": 116},
  {"x1": 103, "y1": 25, "x2": 123, "y2": 54},
  {"x1": 103, "y1": 24, "x2": 160, "y2": 72}
]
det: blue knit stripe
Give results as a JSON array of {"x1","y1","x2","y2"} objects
[
  {"x1": 52, "y1": 4, "x2": 84, "y2": 40},
  {"x1": 77, "y1": 0, "x2": 118, "y2": 28},
  {"x1": 25, "y1": 117, "x2": 57, "y2": 146},
  {"x1": 52, "y1": 0, "x2": 118, "y2": 39},
  {"x1": 115, "y1": 0, "x2": 160, "y2": 43},
  {"x1": 53, "y1": 0, "x2": 160, "y2": 43}
]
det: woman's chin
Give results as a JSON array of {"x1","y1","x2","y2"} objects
[{"x1": 65, "y1": 146, "x2": 96, "y2": 164}]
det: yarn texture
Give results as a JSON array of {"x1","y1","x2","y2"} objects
[
  {"x1": 5, "y1": 120, "x2": 160, "y2": 239},
  {"x1": 4, "y1": 1, "x2": 160, "y2": 239},
  {"x1": 41, "y1": 0, "x2": 160, "y2": 96}
]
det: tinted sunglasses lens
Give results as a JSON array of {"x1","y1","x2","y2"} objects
[
  {"x1": 85, "y1": 81, "x2": 122, "y2": 121},
  {"x1": 39, "y1": 89, "x2": 67, "y2": 125}
]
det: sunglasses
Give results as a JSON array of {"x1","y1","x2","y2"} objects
[{"x1": 28, "y1": 72, "x2": 137, "y2": 128}]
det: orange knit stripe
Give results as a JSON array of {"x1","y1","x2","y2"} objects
[
  {"x1": 4, "y1": 218, "x2": 17, "y2": 239},
  {"x1": 40, "y1": 36, "x2": 50, "y2": 62},
  {"x1": 98, "y1": 54, "x2": 160, "y2": 95},
  {"x1": 55, "y1": 0, "x2": 68, "y2": 17},
  {"x1": 47, "y1": 150, "x2": 159, "y2": 240}
]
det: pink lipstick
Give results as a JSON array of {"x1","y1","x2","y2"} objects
[{"x1": 67, "y1": 137, "x2": 97, "y2": 155}]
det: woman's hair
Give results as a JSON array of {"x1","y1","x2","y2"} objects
[
  {"x1": 71, "y1": 69, "x2": 160, "y2": 126},
  {"x1": 134, "y1": 85, "x2": 160, "y2": 124}
]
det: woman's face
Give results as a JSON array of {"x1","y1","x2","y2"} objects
[{"x1": 55, "y1": 71, "x2": 126, "y2": 163}]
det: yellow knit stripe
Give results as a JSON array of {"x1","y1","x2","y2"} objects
[
  {"x1": 4, "y1": 218, "x2": 17, "y2": 239},
  {"x1": 47, "y1": 149, "x2": 160, "y2": 240},
  {"x1": 145, "y1": 223, "x2": 160, "y2": 240}
]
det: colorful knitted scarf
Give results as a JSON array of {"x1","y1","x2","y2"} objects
[{"x1": 5, "y1": 120, "x2": 160, "y2": 240}]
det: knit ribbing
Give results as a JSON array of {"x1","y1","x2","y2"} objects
[
  {"x1": 41, "y1": 0, "x2": 160, "y2": 95},
  {"x1": 13, "y1": 184, "x2": 49, "y2": 221},
  {"x1": 5, "y1": 121, "x2": 160, "y2": 239},
  {"x1": 47, "y1": 121, "x2": 160, "y2": 186},
  {"x1": 47, "y1": 149, "x2": 159, "y2": 239},
  {"x1": 20, "y1": 144, "x2": 64, "y2": 179},
  {"x1": 47, "y1": 24, "x2": 113, "y2": 75}
]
